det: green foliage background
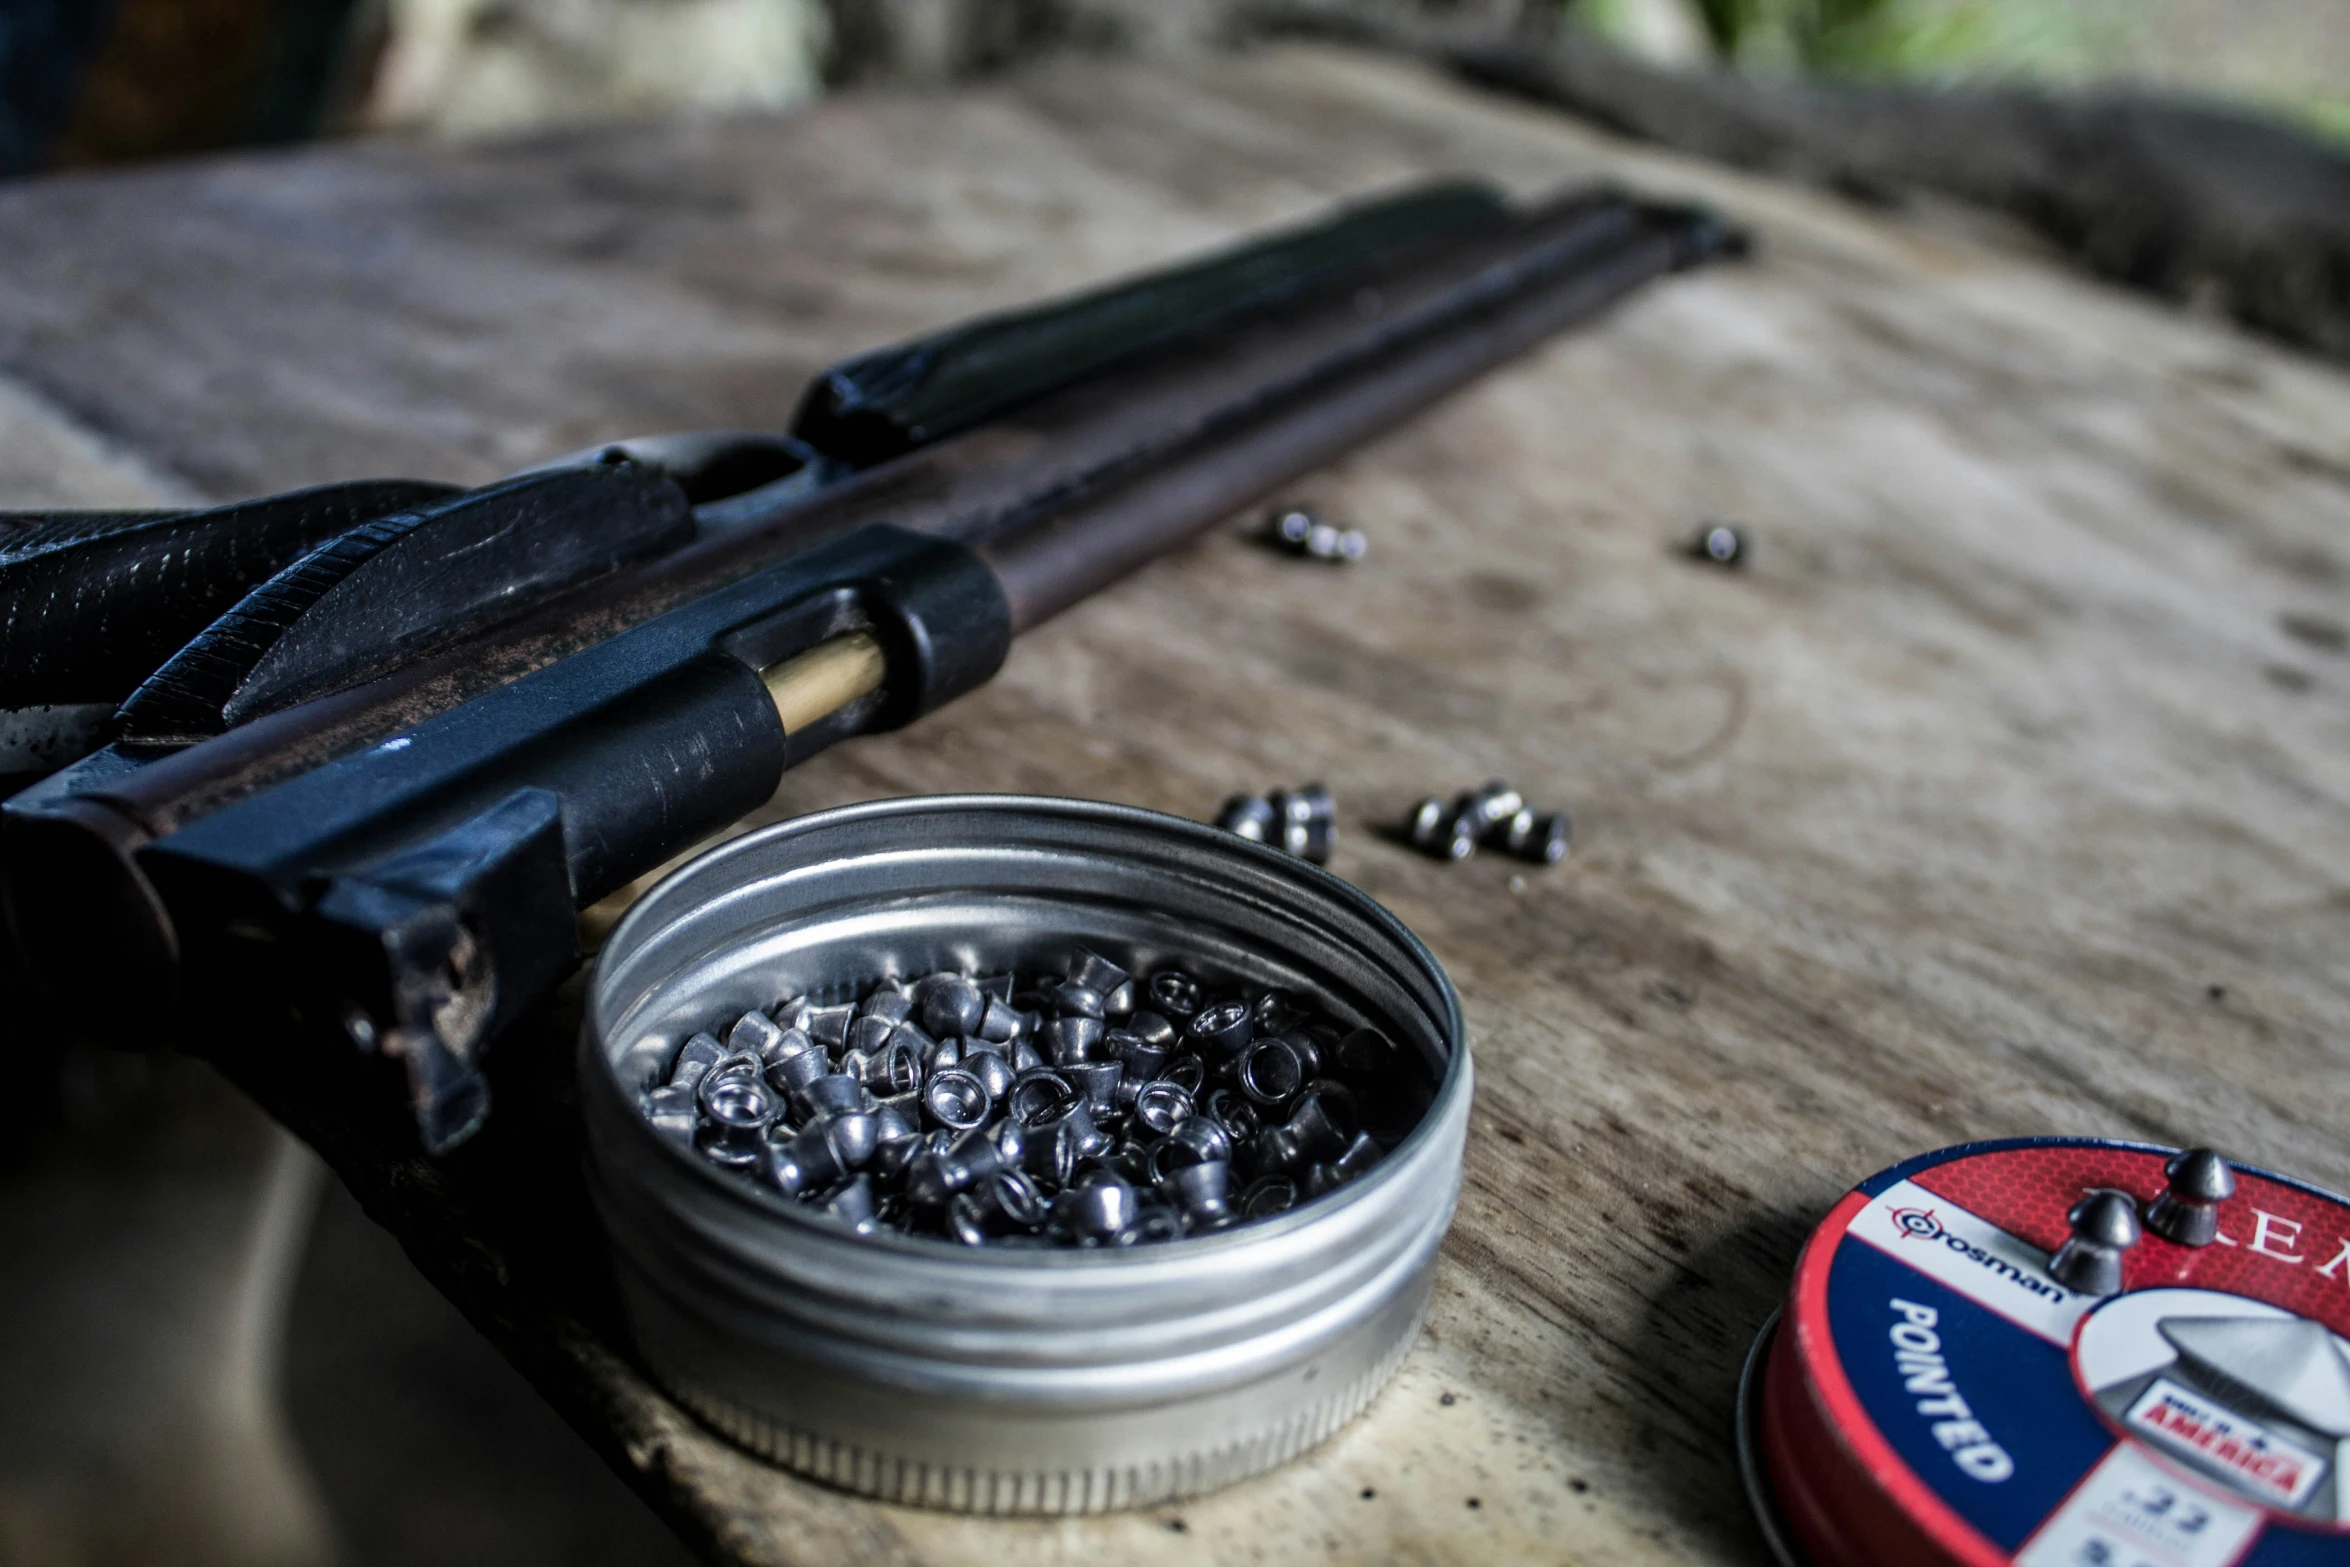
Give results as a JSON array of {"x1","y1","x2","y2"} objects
[{"x1": 1560, "y1": 0, "x2": 2350, "y2": 146}]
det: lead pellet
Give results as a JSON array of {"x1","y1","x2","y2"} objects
[
  {"x1": 2146, "y1": 1149, "x2": 2234, "y2": 1247},
  {"x1": 906, "y1": 1133, "x2": 993, "y2": 1210},
  {"x1": 1034, "y1": 1096, "x2": 1109, "y2": 1162},
  {"x1": 1148, "y1": 970, "x2": 1203, "y2": 1018},
  {"x1": 1268, "y1": 507, "x2": 1316, "y2": 548},
  {"x1": 1404, "y1": 797, "x2": 1449, "y2": 852},
  {"x1": 824, "y1": 1112, "x2": 880, "y2": 1172},
  {"x1": 1132, "y1": 1080, "x2": 1194, "y2": 1137},
  {"x1": 1254, "y1": 1082, "x2": 1356, "y2": 1172},
  {"x1": 1159, "y1": 1115, "x2": 1232, "y2": 1170},
  {"x1": 991, "y1": 1168, "x2": 1050, "y2": 1231},
  {"x1": 2049, "y1": 1191, "x2": 2140, "y2": 1297},
  {"x1": 870, "y1": 1102, "x2": 921, "y2": 1175},
  {"x1": 1271, "y1": 783, "x2": 1334, "y2": 829},
  {"x1": 1251, "y1": 988, "x2": 1304, "y2": 1034},
  {"x1": 1282, "y1": 817, "x2": 1334, "y2": 864},
  {"x1": 1161, "y1": 1054, "x2": 1207, "y2": 1096},
  {"x1": 857, "y1": 1040, "x2": 923, "y2": 1096},
  {"x1": 1048, "y1": 980, "x2": 1105, "y2": 1020},
  {"x1": 765, "y1": 1040, "x2": 829, "y2": 1095},
  {"x1": 1238, "y1": 1175, "x2": 1298, "y2": 1221},
  {"x1": 887, "y1": 1022, "x2": 935, "y2": 1065},
  {"x1": 977, "y1": 997, "x2": 1023, "y2": 1043},
  {"x1": 1502, "y1": 808, "x2": 1570, "y2": 864},
  {"x1": 696, "y1": 1050, "x2": 764, "y2": 1104},
  {"x1": 764, "y1": 1122, "x2": 848, "y2": 1196},
  {"x1": 1456, "y1": 781, "x2": 1525, "y2": 839},
  {"x1": 1160, "y1": 1159, "x2": 1232, "y2": 1228},
  {"x1": 1100, "y1": 1141, "x2": 1156, "y2": 1186},
  {"x1": 961, "y1": 1045, "x2": 1015, "y2": 1101},
  {"x1": 1041, "y1": 1015, "x2": 1104, "y2": 1066},
  {"x1": 1214, "y1": 794, "x2": 1277, "y2": 843},
  {"x1": 1126, "y1": 1010, "x2": 1179, "y2": 1052},
  {"x1": 1059, "y1": 1170, "x2": 1138, "y2": 1244},
  {"x1": 804, "y1": 1004, "x2": 854, "y2": 1050},
  {"x1": 1104, "y1": 1028, "x2": 1166, "y2": 1082},
  {"x1": 639, "y1": 940, "x2": 1429, "y2": 1248},
  {"x1": 1238, "y1": 1035, "x2": 1313, "y2": 1108},
  {"x1": 1068, "y1": 946, "x2": 1129, "y2": 995},
  {"x1": 643, "y1": 1084, "x2": 696, "y2": 1142},
  {"x1": 668, "y1": 1032, "x2": 725, "y2": 1091},
  {"x1": 946, "y1": 1191, "x2": 997, "y2": 1247},
  {"x1": 1006, "y1": 1068, "x2": 1078, "y2": 1126},
  {"x1": 857, "y1": 986, "x2": 913, "y2": 1024},
  {"x1": 1328, "y1": 1130, "x2": 1382, "y2": 1183},
  {"x1": 727, "y1": 1011, "x2": 789, "y2": 1062},
  {"x1": 1204, "y1": 1088, "x2": 1262, "y2": 1145},
  {"x1": 916, "y1": 974, "x2": 985, "y2": 1039},
  {"x1": 822, "y1": 1174, "x2": 881, "y2": 1234},
  {"x1": 1021, "y1": 1119, "x2": 1080, "y2": 1188},
  {"x1": 1186, "y1": 999, "x2": 1253, "y2": 1060},
  {"x1": 795, "y1": 1073, "x2": 870, "y2": 1122},
  {"x1": 1064, "y1": 1060, "x2": 1124, "y2": 1118},
  {"x1": 921, "y1": 1069, "x2": 992, "y2": 1133}
]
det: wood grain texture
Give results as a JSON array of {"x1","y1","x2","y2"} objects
[{"x1": 5, "y1": 42, "x2": 2350, "y2": 1566}]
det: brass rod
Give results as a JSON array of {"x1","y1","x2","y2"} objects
[{"x1": 761, "y1": 631, "x2": 887, "y2": 734}]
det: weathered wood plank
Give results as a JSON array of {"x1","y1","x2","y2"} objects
[{"x1": 4, "y1": 42, "x2": 2349, "y2": 1566}]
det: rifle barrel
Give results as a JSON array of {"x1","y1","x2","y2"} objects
[
  {"x1": 57, "y1": 191, "x2": 1715, "y2": 841},
  {"x1": 980, "y1": 207, "x2": 1716, "y2": 630},
  {"x1": 1, "y1": 186, "x2": 1740, "y2": 1150}
]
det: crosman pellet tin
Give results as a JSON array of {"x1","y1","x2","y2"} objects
[
  {"x1": 580, "y1": 795, "x2": 1472, "y2": 1513},
  {"x1": 1743, "y1": 1137, "x2": 2350, "y2": 1567}
]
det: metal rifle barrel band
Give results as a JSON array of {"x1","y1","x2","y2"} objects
[
  {"x1": 0, "y1": 181, "x2": 1736, "y2": 1153},
  {"x1": 584, "y1": 795, "x2": 1471, "y2": 1513}
]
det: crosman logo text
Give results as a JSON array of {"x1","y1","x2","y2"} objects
[{"x1": 1889, "y1": 1207, "x2": 2072, "y2": 1304}]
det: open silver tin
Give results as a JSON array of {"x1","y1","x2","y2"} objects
[{"x1": 579, "y1": 794, "x2": 1472, "y2": 1513}]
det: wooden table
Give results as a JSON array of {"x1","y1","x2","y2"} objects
[{"x1": 4, "y1": 42, "x2": 2349, "y2": 1567}]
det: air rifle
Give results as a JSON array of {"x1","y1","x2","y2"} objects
[{"x1": 0, "y1": 180, "x2": 1740, "y2": 1151}]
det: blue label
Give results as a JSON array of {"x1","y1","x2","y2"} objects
[{"x1": 1826, "y1": 1239, "x2": 2108, "y2": 1550}]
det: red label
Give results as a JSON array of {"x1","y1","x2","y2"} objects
[{"x1": 1912, "y1": 1147, "x2": 2350, "y2": 1337}]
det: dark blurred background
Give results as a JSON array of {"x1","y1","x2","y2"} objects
[
  {"x1": 0, "y1": 0, "x2": 374, "y2": 173},
  {"x1": 0, "y1": 1047, "x2": 696, "y2": 1566},
  {"x1": 1, "y1": 2, "x2": 2343, "y2": 359},
  {"x1": 1, "y1": 0, "x2": 2343, "y2": 174}
]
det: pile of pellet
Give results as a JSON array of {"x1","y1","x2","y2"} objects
[{"x1": 636, "y1": 944, "x2": 1422, "y2": 1246}]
